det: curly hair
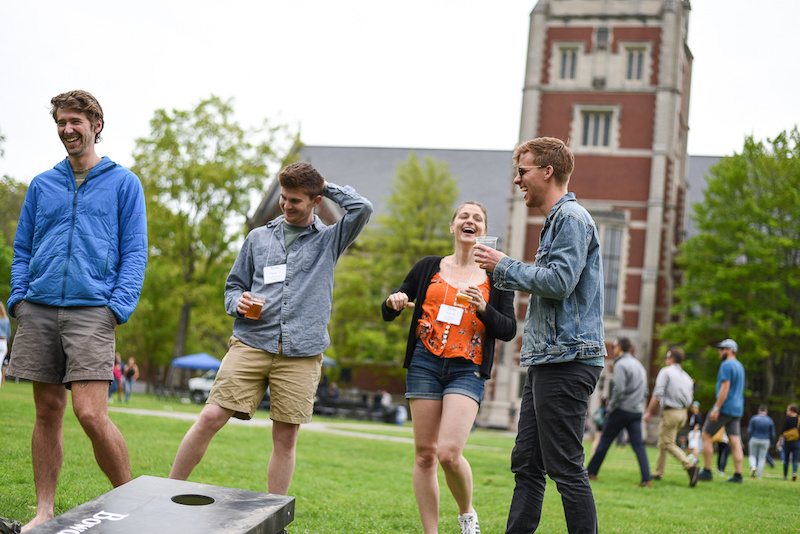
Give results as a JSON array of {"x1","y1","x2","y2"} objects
[{"x1": 50, "y1": 90, "x2": 104, "y2": 143}]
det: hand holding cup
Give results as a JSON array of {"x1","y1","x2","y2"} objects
[
  {"x1": 240, "y1": 292, "x2": 266, "y2": 319},
  {"x1": 473, "y1": 236, "x2": 505, "y2": 272}
]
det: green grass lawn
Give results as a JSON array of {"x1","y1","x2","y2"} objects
[{"x1": 1, "y1": 380, "x2": 797, "y2": 533}]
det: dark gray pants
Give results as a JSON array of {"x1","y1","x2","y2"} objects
[{"x1": 506, "y1": 362, "x2": 602, "y2": 534}]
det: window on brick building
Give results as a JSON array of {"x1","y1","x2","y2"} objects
[
  {"x1": 626, "y1": 48, "x2": 645, "y2": 80},
  {"x1": 581, "y1": 111, "x2": 612, "y2": 147},
  {"x1": 559, "y1": 48, "x2": 577, "y2": 80},
  {"x1": 602, "y1": 226, "x2": 623, "y2": 316}
]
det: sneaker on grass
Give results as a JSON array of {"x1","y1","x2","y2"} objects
[
  {"x1": 458, "y1": 511, "x2": 481, "y2": 534},
  {"x1": 697, "y1": 469, "x2": 713, "y2": 481},
  {"x1": 688, "y1": 465, "x2": 699, "y2": 487}
]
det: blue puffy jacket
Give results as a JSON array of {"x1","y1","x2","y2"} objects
[{"x1": 8, "y1": 156, "x2": 147, "y2": 324}]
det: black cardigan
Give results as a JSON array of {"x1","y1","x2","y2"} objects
[{"x1": 381, "y1": 255, "x2": 516, "y2": 379}]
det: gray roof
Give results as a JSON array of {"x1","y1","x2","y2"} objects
[
  {"x1": 686, "y1": 155, "x2": 721, "y2": 238},
  {"x1": 252, "y1": 145, "x2": 720, "y2": 246},
  {"x1": 299, "y1": 146, "x2": 515, "y2": 241}
]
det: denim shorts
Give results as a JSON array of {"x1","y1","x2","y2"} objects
[{"x1": 405, "y1": 340, "x2": 486, "y2": 405}]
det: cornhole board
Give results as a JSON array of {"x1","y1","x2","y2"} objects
[{"x1": 28, "y1": 475, "x2": 294, "y2": 534}]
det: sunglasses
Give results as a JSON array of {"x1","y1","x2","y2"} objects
[{"x1": 516, "y1": 164, "x2": 549, "y2": 177}]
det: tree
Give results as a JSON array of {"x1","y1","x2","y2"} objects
[
  {"x1": 0, "y1": 133, "x2": 28, "y2": 310},
  {"x1": 660, "y1": 128, "x2": 800, "y2": 408},
  {"x1": 328, "y1": 153, "x2": 459, "y2": 364},
  {"x1": 126, "y1": 95, "x2": 298, "y2": 372}
]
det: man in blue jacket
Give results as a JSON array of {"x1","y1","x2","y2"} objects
[
  {"x1": 475, "y1": 137, "x2": 606, "y2": 533},
  {"x1": 6, "y1": 90, "x2": 147, "y2": 531}
]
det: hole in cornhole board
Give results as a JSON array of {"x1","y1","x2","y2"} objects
[{"x1": 171, "y1": 494, "x2": 216, "y2": 506}]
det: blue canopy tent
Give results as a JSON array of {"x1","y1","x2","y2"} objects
[
  {"x1": 160, "y1": 353, "x2": 222, "y2": 399},
  {"x1": 171, "y1": 353, "x2": 222, "y2": 371}
]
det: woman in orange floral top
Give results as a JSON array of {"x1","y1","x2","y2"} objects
[{"x1": 382, "y1": 202, "x2": 516, "y2": 534}]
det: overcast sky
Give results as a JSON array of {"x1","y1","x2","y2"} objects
[{"x1": 1, "y1": 0, "x2": 798, "y2": 184}]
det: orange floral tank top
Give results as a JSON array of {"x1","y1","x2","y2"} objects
[{"x1": 416, "y1": 272, "x2": 491, "y2": 365}]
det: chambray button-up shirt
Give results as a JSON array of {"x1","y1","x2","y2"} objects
[{"x1": 223, "y1": 183, "x2": 372, "y2": 357}]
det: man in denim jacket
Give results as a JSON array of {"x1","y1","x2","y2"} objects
[{"x1": 474, "y1": 137, "x2": 606, "y2": 533}]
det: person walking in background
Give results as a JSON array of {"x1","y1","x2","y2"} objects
[
  {"x1": 382, "y1": 201, "x2": 516, "y2": 534},
  {"x1": 115, "y1": 354, "x2": 125, "y2": 403},
  {"x1": 698, "y1": 338, "x2": 746, "y2": 483},
  {"x1": 473, "y1": 137, "x2": 606, "y2": 533},
  {"x1": 644, "y1": 347, "x2": 698, "y2": 486},
  {"x1": 686, "y1": 401, "x2": 704, "y2": 463},
  {"x1": 590, "y1": 395, "x2": 609, "y2": 457},
  {"x1": 777, "y1": 403, "x2": 800, "y2": 481},
  {"x1": 123, "y1": 357, "x2": 139, "y2": 403},
  {"x1": 746, "y1": 404, "x2": 775, "y2": 479},
  {"x1": 6, "y1": 90, "x2": 147, "y2": 531},
  {"x1": 586, "y1": 337, "x2": 652, "y2": 487},
  {"x1": 0, "y1": 303, "x2": 9, "y2": 388},
  {"x1": 715, "y1": 429, "x2": 731, "y2": 475},
  {"x1": 108, "y1": 353, "x2": 123, "y2": 403},
  {"x1": 169, "y1": 162, "x2": 372, "y2": 497}
]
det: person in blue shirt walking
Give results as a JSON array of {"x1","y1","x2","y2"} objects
[
  {"x1": 698, "y1": 338, "x2": 746, "y2": 483},
  {"x1": 6, "y1": 90, "x2": 148, "y2": 530},
  {"x1": 747, "y1": 405, "x2": 775, "y2": 479}
]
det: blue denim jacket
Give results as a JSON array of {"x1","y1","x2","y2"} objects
[{"x1": 493, "y1": 193, "x2": 606, "y2": 366}]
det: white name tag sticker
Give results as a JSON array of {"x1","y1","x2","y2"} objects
[
  {"x1": 263, "y1": 264, "x2": 287, "y2": 284},
  {"x1": 436, "y1": 304, "x2": 463, "y2": 325}
]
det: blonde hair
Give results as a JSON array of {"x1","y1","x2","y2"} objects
[{"x1": 0, "y1": 302, "x2": 7, "y2": 319}]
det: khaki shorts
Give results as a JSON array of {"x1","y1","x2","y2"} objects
[
  {"x1": 209, "y1": 336, "x2": 322, "y2": 423},
  {"x1": 7, "y1": 301, "x2": 116, "y2": 386}
]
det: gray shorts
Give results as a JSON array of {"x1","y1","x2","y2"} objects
[
  {"x1": 702, "y1": 412, "x2": 741, "y2": 438},
  {"x1": 7, "y1": 301, "x2": 116, "y2": 386}
]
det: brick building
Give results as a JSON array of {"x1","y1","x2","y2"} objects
[{"x1": 480, "y1": 0, "x2": 694, "y2": 428}]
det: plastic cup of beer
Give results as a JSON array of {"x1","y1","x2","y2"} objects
[
  {"x1": 474, "y1": 235, "x2": 498, "y2": 266},
  {"x1": 455, "y1": 281, "x2": 471, "y2": 308},
  {"x1": 474, "y1": 235, "x2": 498, "y2": 249},
  {"x1": 245, "y1": 293, "x2": 266, "y2": 319}
]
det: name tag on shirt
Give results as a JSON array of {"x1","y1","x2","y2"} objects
[
  {"x1": 264, "y1": 264, "x2": 287, "y2": 284},
  {"x1": 436, "y1": 304, "x2": 463, "y2": 325}
]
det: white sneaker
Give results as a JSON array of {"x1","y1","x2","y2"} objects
[
  {"x1": 751, "y1": 466, "x2": 757, "y2": 478},
  {"x1": 458, "y1": 511, "x2": 481, "y2": 534},
  {"x1": 687, "y1": 453, "x2": 697, "y2": 465}
]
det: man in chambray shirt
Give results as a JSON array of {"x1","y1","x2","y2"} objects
[
  {"x1": 644, "y1": 346, "x2": 698, "y2": 486},
  {"x1": 170, "y1": 162, "x2": 372, "y2": 496},
  {"x1": 474, "y1": 137, "x2": 606, "y2": 533}
]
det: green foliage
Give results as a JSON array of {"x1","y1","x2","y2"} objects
[
  {"x1": 123, "y1": 95, "x2": 295, "y2": 370},
  {"x1": 329, "y1": 153, "x2": 459, "y2": 363},
  {"x1": 0, "y1": 233, "x2": 12, "y2": 307},
  {"x1": 661, "y1": 128, "x2": 800, "y2": 407},
  {"x1": 0, "y1": 169, "x2": 28, "y2": 314}
]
